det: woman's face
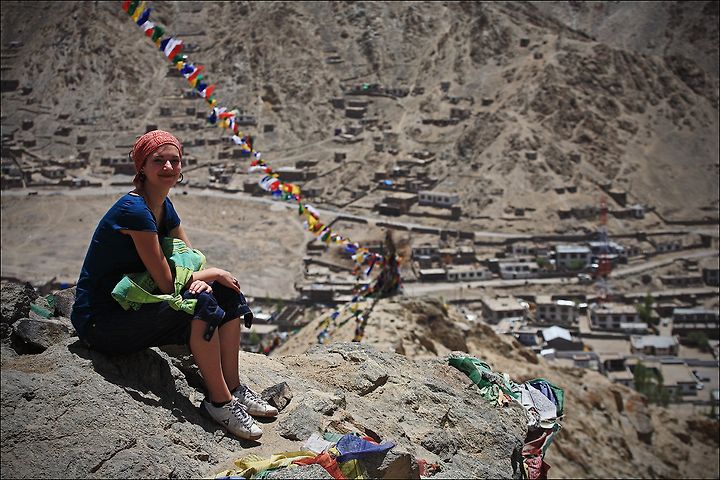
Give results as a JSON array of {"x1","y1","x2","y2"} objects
[{"x1": 143, "y1": 144, "x2": 181, "y2": 189}]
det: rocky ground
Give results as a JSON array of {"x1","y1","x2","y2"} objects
[{"x1": 2, "y1": 281, "x2": 718, "y2": 479}]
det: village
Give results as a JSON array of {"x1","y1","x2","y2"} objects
[{"x1": 1, "y1": 27, "x2": 718, "y2": 421}]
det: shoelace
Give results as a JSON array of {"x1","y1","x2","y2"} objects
[
  {"x1": 229, "y1": 399, "x2": 255, "y2": 429},
  {"x1": 239, "y1": 386, "x2": 268, "y2": 407}
]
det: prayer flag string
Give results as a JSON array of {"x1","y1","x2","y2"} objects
[{"x1": 121, "y1": 2, "x2": 402, "y2": 337}]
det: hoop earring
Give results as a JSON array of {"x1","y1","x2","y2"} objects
[{"x1": 178, "y1": 173, "x2": 184, "y2": 183}]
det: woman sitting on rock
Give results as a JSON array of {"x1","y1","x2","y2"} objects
[{"x1": 70, "y1": 130, "x2": 277, "y2": 441}]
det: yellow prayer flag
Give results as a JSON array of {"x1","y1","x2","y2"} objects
[{"x1": 132, "y1": 1, "x2": 146, "y2": 22}]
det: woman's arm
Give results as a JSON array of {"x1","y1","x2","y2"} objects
[
  {"x1": 124, "y1": 230, "x2": 176, "y2": 294},
  {"x1": 191, "y1": 267, "x2": 241, "y2": 294},
  {"x1": 169, "y1": 224, "x2": 192, "y2": 248}
]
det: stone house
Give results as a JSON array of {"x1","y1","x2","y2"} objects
[
  {"x1": 418, "y1": 190, "x2": 459, "y2": 208},
  {"x1": 480, "y1": 296, "x2": 527, "y2": 324},
  {"x1": 590, "y1": 303, "x2": 640, "y2": 331},
  {"x1": 554, "y1": 245, "x2": 592, "y2": 270},
  {"x1": 630, "y1": 335, "x2": 679, "y2": 356},
  {"x1": 499, "y1": 261, "x2": 540, "y2": 280},
  {"x1": 534, "y1": 295, "x2": 577, "y2": 326},
  {"x1": 672, "y1": 307, "x2": 720, "y2": 339},
  {"x1": 445, "y1": 265, "x2": 492, "y2": 282}
]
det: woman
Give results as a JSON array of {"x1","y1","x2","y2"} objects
[{"x1": 71, "y1": 130, "x2": 277, "y2": 441}]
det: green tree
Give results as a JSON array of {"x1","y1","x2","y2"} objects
[
  {"x1": 686, "y1": 332, "x2": 711, "y2": 352},
  {"x1": 633, "y1": 362, "x2": 670, "y2": 406},
  {"x1": 567, "y1": 259, "x2": 586, "y2": 271},
  {"x1": 635, "y1": 293, "x2": 657, "y2": 326},
  {"x1": 249, "y1": 330, "x2": 260, "y2": 345},
  {"x1": 536, "y1": 257, "x2": 551, "y2": 269}
]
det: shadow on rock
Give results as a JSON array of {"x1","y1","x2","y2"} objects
[{"x1": 67, "y1": 339, "x2": 213, "y2": 432}]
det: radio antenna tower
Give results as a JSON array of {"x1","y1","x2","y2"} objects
[{"x1": 595, "y1": 195, "x2": 613, "y2": 302}]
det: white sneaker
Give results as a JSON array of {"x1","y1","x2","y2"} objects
[
  {"x1": 203, "y1": 397, "x2": 263, "y2": 440},
  {"x1": 232, "y1": 384, "x2": 279, "y2": 417}
]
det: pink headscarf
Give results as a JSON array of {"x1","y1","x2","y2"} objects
[{"x1": 130, "y1": 130, "x2": 182, "y2": 173}]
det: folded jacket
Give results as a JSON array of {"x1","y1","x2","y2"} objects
[{"x1": 111, "y1": 237, "x2": 206, "y2": 314}]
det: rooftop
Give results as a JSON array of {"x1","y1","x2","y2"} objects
[
  {"x1": 660, "y1": 363, "x2": 697, "y2": 386},
  {"x1": 592, "y1": 303, "x2": 638, "y2": 314},
  {"x1": 630, "y1": 335, "x2": 678, "y2": 349},
  {"x1": 482, "y1": 297, "x2": 526, "y2": 312},
  {"x1": 556, "y1": 245, "x2": 591, "y2": 253},
  {"x1": 542, "y1": 326, "x2": 573, "y2": 342}
]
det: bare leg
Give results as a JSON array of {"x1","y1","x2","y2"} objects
[
  {"x1": 218, "y1": 317, "x2": 242, "y2": 391},
  {"x1": 189, "y1": 319, "x2": 231, "y2": 403}
]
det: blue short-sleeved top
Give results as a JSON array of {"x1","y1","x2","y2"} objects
[{"x1": 71, "y1": 193, "x2": 181, "y2": 337}]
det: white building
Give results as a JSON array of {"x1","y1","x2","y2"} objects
[
  {"x1": 499, "y1": 261, "x2": 540, "y2": 280},
  {"x1": 446, "y1": 265, "x2": 492, "y2": 282},
  {"x1": 555, "y1": 245, "x2": 592, "y2": 270},
  {"x1": 418, "y1": 190, "x2": 460, "y2": 208},
  {"x1": 630, "y1": 335, "x2": 679, "y2": 356},
  {"x1": 481, "y1": 297, "x2": 527, "y2": 324},
  {"x1": 590, "y1": 303, "x2": 640, "y2": 330}
]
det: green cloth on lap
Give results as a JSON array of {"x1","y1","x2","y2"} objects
[{"x1": 111, "y1": 237, "x2": 206, "y2": 315}]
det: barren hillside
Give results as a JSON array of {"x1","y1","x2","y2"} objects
[{"x1": 1, "y1": 1, "x2": 717, "y2": 228}]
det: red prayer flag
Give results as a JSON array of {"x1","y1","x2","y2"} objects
[{"x1": 188, "y1": 65, "x2": 204, "y2": 82}]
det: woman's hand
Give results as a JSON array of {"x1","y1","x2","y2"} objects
[
  {"x1": 215, "y1": 269, "x2": 241, "y2": 293},
  {"x1": 187, "y1": 279, "x2": 212, "y2": 295}
]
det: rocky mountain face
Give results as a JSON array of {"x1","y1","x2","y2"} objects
[
  {"x1": 2, "y1": 281, "x2": 718, "y2": 479},
  {"x1": 1, "y1": 1, "x2": 717, "y2": 225}
]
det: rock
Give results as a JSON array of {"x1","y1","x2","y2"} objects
[
  {"x1": 11, "y1": 317, "x2": 73, "y2": 353},
  {"x1": 276, "y1": 405, "x2": 324, "y2": 441},
  {"x1": 261, "y1": 381, "x2": 293, "y2": 411},
  {"x1": 360, "y1": 448, "x2": 419, "y2": 479},
  {"x1": 52, "y1": 287, "x2": 77, "y2": 318},
  {"x1": 421, "y1": 429, "x2": 459, "y2": 461},
  {"x1": 1, "y1": 282, "x2": 38, "y2": 330}
]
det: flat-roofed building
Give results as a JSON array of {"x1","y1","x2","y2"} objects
[
  {"x1": 377, "y1": 192, "x2": 418, "y2": 216},
  {"x1": 672, "y1": 307, "x2": 719, "y2": 339},
  {"x1": 660, "y1": 362, "x2": 699, "y2": 398},
  {"x1": 535, "y1": 295, "x2": 577, "y2": 326},
  {"x1": 499, "y1": 261, "x2": 540, "y2": 280},
  {"x1": 590, "y1": 303, "x2": 640, "y2": 331},
  {"x1": 419, "y1": 268, "x2": 446, "y2": 282},
  {"x1": 630, "y1": 335, "x2": 679, "y2": 356},
  {"x1": 418, "y1": 190, "x2": 459, "y2": 208},
  {"x1": 700, "y1": 257, "x2": 719, "y2": 286},
  {"x1": 412, "y1": 244, "x2": 439, "y2": 260},
  {"x1": 481, "y1": 296, "x2": 527, "y2": 324},
  {"x1": 607, "y1": 368, "x2": 635, "y2": 389},
  {"x1": 446, "y1": 265, "x2": 492, "y2": 282},
  {"x1": 555, "y1": 245, "x2": 592, "y2": 270},
  {"x1": 618, "y1": 322, "x2": 649, "y2": 334},
  {"x1": 673, "y1": 307, "x2": 719, "y2": 324}
]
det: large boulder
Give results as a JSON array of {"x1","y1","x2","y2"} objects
[{"x1": 1, "y1": 337, "x2": 528, "y2": 479}]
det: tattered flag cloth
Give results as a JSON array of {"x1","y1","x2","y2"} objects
[
  {"x1": 335, "y1": 434, "x2": 395, "y2": 463},
  {"x1": 449, "y1": 354, "x2": 565, "y2": 480}
]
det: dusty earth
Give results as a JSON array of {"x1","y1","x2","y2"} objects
[{"x1": 0, "y1": 189, "x2": 309, "y2": 299}]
